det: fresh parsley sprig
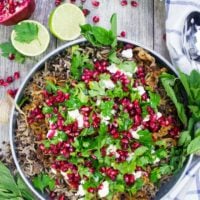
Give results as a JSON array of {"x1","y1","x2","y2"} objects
[{"x1": 80, "y1": 13, "x2": 117, "y2": 48}]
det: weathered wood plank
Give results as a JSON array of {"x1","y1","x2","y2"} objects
[
  {"x1": 57, "y1": 0, "x2": 154, "y2": 49},
  {"x1": 153, "y1": 0, "x2": 170, "y2": 59},
  {"x1": 0, "y1": 0, "x2": 57, "y2": 148}
]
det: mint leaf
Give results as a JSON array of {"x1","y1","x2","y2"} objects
[
  {"x1": 187, "y1": 135, "x2": 200, "y2": 154},
  {"x1": 32, "y1": 173, "x2": 55, "y2": 193},
  {"x1": 137, "y1": 129, "x2": 153, "y2": 147},
  {"x1": 149, "y1": 91, "x2": 160, "y2": 110},
  {"x1": 160, "y1": 72, "x2": 187, "y2": 126},
  {"x1": 109, "y1": 51, "x2": 121, "y2": 64},
  {"x1": 0, "y1": 42, "x2": 26, "y2": 63},
  {"x1": 14, "y1": 22, "x2": 39, "y2": 44},
  {"x1": 118, "y1": 61, "x2": 136, "y2": 74}
]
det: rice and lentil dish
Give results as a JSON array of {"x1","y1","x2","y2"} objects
[{"x1": 15, "y1": 42, "x2": 184, "y2": 200}]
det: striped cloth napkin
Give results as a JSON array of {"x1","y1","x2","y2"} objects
[
  {"x1": 165, "y1": 0, "x2": 200, "y2": 199},
  {"x1": 165, "y1": 0, "x2": 200, "y2": 74}
]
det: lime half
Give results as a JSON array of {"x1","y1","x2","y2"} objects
[
  {"x1": 49, "y1": 3, "x2": 86, "y2": 41},
  {"x1": 11, "y1": 20, "x2": 50, "y2": 57}
]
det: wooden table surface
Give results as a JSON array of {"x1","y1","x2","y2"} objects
[{"x1": 0, "y1": 0, "x2": 169, "y2": 149}]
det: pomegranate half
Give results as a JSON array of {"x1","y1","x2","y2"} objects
[{"x1": 0, "y1": 0, "x2": 36, "y2": 26}]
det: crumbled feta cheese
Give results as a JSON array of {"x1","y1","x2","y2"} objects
[
  {"x1": 107, "y1": 63, "x2": 119, "y2": 74},
  {"x1": 133, "y1": 171, "x2": 143, "y2": 179},
  {"x1": 153, "y1": 157, "x2": 160, "y2": 164},
  {"x1": 143, "y1": 115, "x2": 150, "y2": 122},
  {"x1": 51, "y1": 168, "x2": 57, "y2": 175},
  {"x1": 98, "y1": 181, "x2": 109, "y2": 198},
  {"x1": 156, "y1": 112, "x2": 162, "y2": 118},
  {"x1": 75, "y1": 183, "x2": 85, "y2": 196},
  {"x1": 121, "y1": 49, "x2": 133, "y2": 59},
  {"x1": 61, "y1": 171, "x2": 68, "y2": 179},
  {"x1": 96, "y1": 99, "x2": 101, "y2": 106},
  {"x1": 102, "y1": 79, "x2": 115, "y2": 89},
  {"x1": 136, "y1": 86, "x2": 146, "y2": 96},
  {"x1": 106, "y1": 145, "x2": 117, "y2": 154},
  {"x1": 130, "y1": 126, "x2": 142, "y2": 139},
  {"x1": 111, "y1": 109, "x2": 116, "y2": 115},
  {"x1": 126, "y1": 152, "x2": 135, "y2": 162},
  {"x1": 100, "y1": 114, "x2": 111, "y2": 125},
  {"x1": 68, "y1": 109, "x2": 84, "y2": 128}
]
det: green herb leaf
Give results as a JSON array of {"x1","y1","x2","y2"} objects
[
  {"x1": 0, "y1": 42, "x2": 26, "y2": 63},
  {"x1": 129, "y1": 179, "x2": 144, "y2": 195},
  {"x1": 117, "y1": 112, "x2": 133, "y2": 131},
  {"x1": 32, "y1": 173, "x2": 55, "y2": 193},
  {"x1": 137, "y1": 129, "x2": 153, "y2": 147},
  {"x1": 178, "y1": 130, "x2": 191, "y2": 146},
  {"x1": 187, "y1": 135, "x2": 200, "y2": 154},
  {"x1": 88, "y1": 81, "x2": 106, "y2": 97},
  {"x1": 100, "y1": 100, "x2": 114, "y2": 117},
  {"x1": 108, "y1": 51, "x2": 121, "y2": 64},
  {"x1": 160, "y1": 72, "x2": 187, "y2": 126},
  {"x1": 149, "y1": 91, "x2": 160, "y2": 110},
  {"x1": 14, "y1": 22, "x2": 39, "y2": 44},
  {"x1": 118, "y1": 61, "x2": 136, "y2": 74},
  {"x1": 46, "y1": 81, "x2": 58, "y2": 93}
]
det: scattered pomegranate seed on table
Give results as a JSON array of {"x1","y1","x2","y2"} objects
[
  {"x1": 92, "y1": 0, "x2": 100, "y2": 7},
  {"x1": 14, "y1": 71, "x2": 20, "y2": 80},
  {"x1": 8, "y1": 53, "x2": 15, "y2": 60},
  {"x1": 82, "y1": 8, "x2": 90, "y2": 16},
  {"x1": 120, "y1": 31, "x2": 126, "y2": 37},
  {"x1": 131, "y1": 0, "x2": 138, "y2": 7},
  {"x1": 93, "y1": 16, "x2": 100, "y2": 23},
  {"x1": 121, "y1": 0, "x2": 128, "y2": 6},
  {"x1": 6, "y1": 76, "x2": 13, "y2": 83},
  {"x1": 55, "y1": 0, "x2": 62, "y2": 6},
  {"x1": 7, "y1": 89, "x2": 18, "y2": 98}
]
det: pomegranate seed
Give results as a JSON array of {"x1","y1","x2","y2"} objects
[
  {"x1": 0, "y1": 79, "x2": 4, "y2": 85},
  {"x1": 55, "y1": 0, "x2": 62, "y2": 6},
  {"x1": 124, "y1": 174, "x2": 135, "y2": 185},
  {"x1": 58, "y1": 194, "x2": 65, "y2": 200},
  {"x1": 93, "y1": 16, "x2": 99, "y2": 23},
  {"x1": 131, "y1": 0, "x2": 138, "y2": 7},
  {"x1": 121, "y1": 0, "x2": 128, "y2": 6},
  {"x1": 8, "y1": 53, "x2": 15, "y2": 60},
  {"x1": 120, "y1": 31, "x2": 126, "y2": 37},
  {"x1": 6, "y1": 76, "x2": 13, "y2": 83},
  {"x1": 7, "y1": 89, "x2": 17, "y2": 98},
  {"x1": 88, "y1": 187, "x2": 96, "y2": 193},
  {"x1": 14, "y1": 71, "x2": 20, "y2": 80},
  {"x1": 82, "y1": 8, "x2": 90, "y2": 16},
  {"x1": 92, "y1": 0, "x2": 100, "y2": 7},
  {"x1": 131, "y1": 142, "x2": 140, "y2": 150}
]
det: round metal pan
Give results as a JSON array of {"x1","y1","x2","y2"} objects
[{"x1": 9, "y1": 38, "x2": 193, "y2": 200}]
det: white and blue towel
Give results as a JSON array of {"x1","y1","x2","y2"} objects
[
  {"x1": 165, "y1": 0, "x2": 200, "y2": 74},
  {"x1": 165, "y1": 0, "x2": 200, "y2": 199}
]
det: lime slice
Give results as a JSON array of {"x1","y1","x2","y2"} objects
[
  {"x1": 11, "y1": 20, "x2": 50, "y2": 57},
  {"x1": 49, "y1": 3, "x2": 86, "y2": 41}
]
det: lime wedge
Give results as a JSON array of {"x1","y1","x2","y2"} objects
[
  {"x1": 11, "y1": 20, "x2": 50, "y2": 57},
  {"x1": 49, "y1": 3, "x2": 86, "y2": 41}
]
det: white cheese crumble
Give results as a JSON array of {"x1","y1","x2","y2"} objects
[
  {"x1": 96, "y1": 99, "x2": 101, "y2": 106},
  {"x1": 156, "y1": 112, "x2": 162, "y2": 119},
  {"x1": 126, "y1": 152, "x2": 135, "y2": 162},
  {"x1": 106, "y1": 144, "x2": 117, "y2": 154},
  {"x1": 121, "y1": 49, "x2": 133, "y2": 58},
  {"x1": 68, "y1": 109, "x2": 84, "y2": 128},
  {"x1": 75, "y1": 183, "x2": 85, "y2": 196},
  {"x1": 133, "y1": 171, "x2": 143, "y2": 179},
  {"x1": 111, "y1": 109, "x2": 116, "y2": 115},
  {"x1": 98, "y1": 181, "x2": 109, "y2": 198},
  {"x1": 135, "y1": 86, "x2": 146, "y2": 96},
  {"x1": 102, "y1": 79, "x2": 115, "y2": 89},
  {"x1": 107, "y1": 63, "x2": 119, "y2": 74},
  {"x1": 101, "y1": 115, "x2": 111, "y2": 125},
  {"x1": 129, "y1": 126, "x2": 142, "y2": 139},
  {"x1": 143, "y1": 115, "x2": 150, "y2": 122}
]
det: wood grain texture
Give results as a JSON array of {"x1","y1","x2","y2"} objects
[
  {"x1": 0, "y1": 0, "x2": 56, "y2": 149},
  {"x1": 154, "y1": 0, "x2": 170, "y2": 59},
  {"x1": 0, "y1": 1, "x2": 168, "y2": 149}
]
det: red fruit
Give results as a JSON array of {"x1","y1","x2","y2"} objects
[
  {"x1": 88, "y1": 187, "x2": 96, "y2": 193},
  {"x1": 120, "y1": 31, "x2": 126, "y2": 37},
  {"x1": 6, "y1": 76, "x2": 13, "y2": 83},
  {"x1": 92, "y1": 0, "x2": 100, "y2": 7},
  {"x1": 8, "y1": 53, "x2": 15, "y2": 60},
  {"x1": 131, "y1": 1, "x2": 138, "y2": 7},
  {"x1": 14, "y1": 71, "x2": 20, "y2": 80},
  {"x1": 93, "y1": 15, "x2": 99, "y2": 23},
  {"x1": 124, "y1": 174, "x2": 135, "y2": 185},
  {"x1": 121, "y1": 0, "x2": 128, "y2": 6},
  {"x1": 82, "y1": 8, "x2": 90, "y2": 16},
  {"x1": 131, "y1": 142, "x2": 140, "y2": 150},
  {"x1": 0, "y1": 79, "x2": 4, "y2": 85},
  {"x1": 0, "y1": 0, "x2": 36, "y2": 26}
]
